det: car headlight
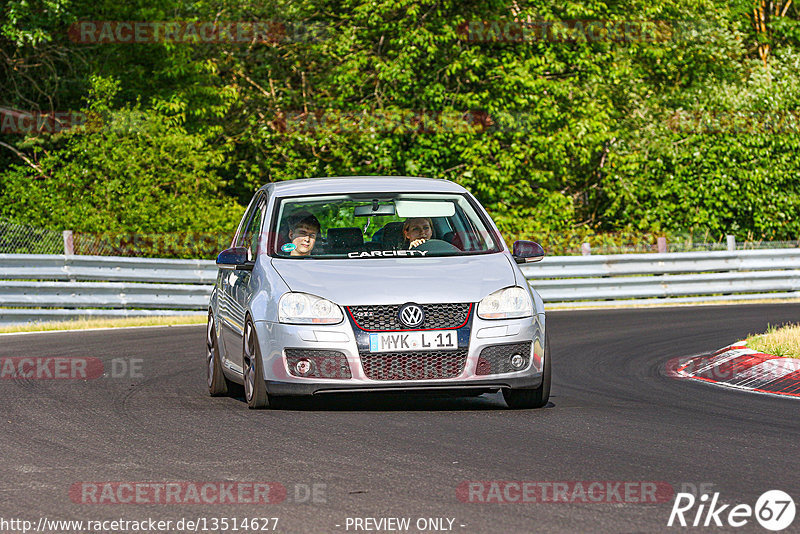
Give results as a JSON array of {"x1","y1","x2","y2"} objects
[
  {"x1": 279, "y1": 292, "x2": 343, "y2": 324},
  {"x1": 477, "y1": 286, "x2": 533, "y2": 320}
]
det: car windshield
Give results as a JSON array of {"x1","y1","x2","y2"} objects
[{"x1": 271, "y1": 193, "x2": 501, "y2": 259}]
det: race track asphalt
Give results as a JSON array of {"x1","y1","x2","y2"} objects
[{"x1": 1, "y1": 303, "x2": 799, "y2": 533}]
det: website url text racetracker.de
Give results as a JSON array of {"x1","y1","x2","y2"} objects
[{"x1": 0, "y1": 517, "x2": 279, "y2": 533}]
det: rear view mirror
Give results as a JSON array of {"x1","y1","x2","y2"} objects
[
  {"x1": 216, "y1": 247, "x2": 254, "y2": 270},
  {"x1": 512, "y1": 241, "x2": 545, "y2": 264},
  {"x1": 354, "y1": 202, "x2": 396, "y2": 217}
]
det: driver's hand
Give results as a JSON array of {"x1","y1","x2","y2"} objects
[{"x1": 409, "y1": 238, "x2": 427, "y2": 248}]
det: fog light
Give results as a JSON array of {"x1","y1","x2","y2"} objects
[
  {"x1": 295, "y1": 359, "x2": 312, "y2": 376},
  {"x1": 510, "y1": 354, "x2": 525, "y2": 370}
]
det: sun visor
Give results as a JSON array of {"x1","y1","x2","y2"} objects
[{"x1": 395, "y1": 200, "x2": 456, "y2": 218}]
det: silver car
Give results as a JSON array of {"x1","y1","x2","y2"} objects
[{"x1": 206, "y1": 177, "x2": 550, "y2": 409}]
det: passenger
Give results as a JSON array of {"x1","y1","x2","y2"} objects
[
  {"x1": 286, "y1": 211, "x2": 321, "y2": 256},
  {"x1": 403, "y1": 217, "x2": 433, "y2": 249}
]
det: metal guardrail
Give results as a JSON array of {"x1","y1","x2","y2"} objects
[
  {"x1": 0, "y1": 281, "x2": 211, "y2": 309},
  {"x1": 0, "y1": 254, "x2": 217, "y2": 283},
  {"x1": 521, "y1": 249, "x2": 800, "y2": 278},
  {"x1": 0, "y1": 249, "x2": 798, "y2": 324},
  {"x1": 0, "y1": 254, "x2": 215, "y2": 325},
  {"x1": 520, "y1": 249, "x2": 800, "y2": 306}
]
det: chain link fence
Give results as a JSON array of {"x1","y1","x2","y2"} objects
[
  {"x1": 2, "y1": 217, "x2": 798, "y2": 258},
  {"x1": 0, "y1": 218, "x2": 65, "y2": 254},
  {"x1": 0, "y1": 218, "x2": 230, "y2": 259},
  {"x1": 72, "y1": 232, "x2": 231, "y2": 259},
  {"x1": 573, "y1": 239, "x2": 800, "y2": 256}
]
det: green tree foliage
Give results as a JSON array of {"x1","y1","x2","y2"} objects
[
  {"x1": 0, "y1": 0, "x2": 798, "y2": 255},
  {"x1": 0, "y1": 76, "x2": 241, "y2": 233}
]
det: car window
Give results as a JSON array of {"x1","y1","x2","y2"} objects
[
  {"x1": 237, "y1": 194, "x2": 265, "y2": 259},
  {"x1": 270, "y1": 193, "x2": 500, "y2": 259}
]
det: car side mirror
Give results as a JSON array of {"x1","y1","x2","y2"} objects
[
  {"x1": 512, "y1": 240, "x2": 545, "y2": 264},
  {"x1": 216, "y1": 247, "x2": 254, "y2": 270}
]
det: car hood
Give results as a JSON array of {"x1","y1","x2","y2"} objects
[{"x1": 271, "y1": 253, "x2": 516, "y2": 306}]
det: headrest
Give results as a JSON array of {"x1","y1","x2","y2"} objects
[
  {"x1": 380, "y1": 221, "x2": 406, "y2": 249},
  {"x1": 327, "y1": 227, "x2": 363, "y2": 253}
]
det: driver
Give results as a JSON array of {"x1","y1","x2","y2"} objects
[
  {"x1": 286, "y1": 211, "x2": 321, "y2": 256},
  {"x1": 402, "y1": 217, "x2": 433, "y2": 249}
]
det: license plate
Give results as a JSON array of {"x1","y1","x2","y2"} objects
[{"x1": 369, "y1": 330, "x2": 458, "y2": 352}]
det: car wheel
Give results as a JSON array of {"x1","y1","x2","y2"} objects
[
  {"x1": 207, "y1": 313, "x2": 233, "y2": 396},
  {"x1": 243, "y1": 318, "x2": 269, "y2": 409},
  {"x1": 503, "y1": 332, "x2": 551, "y2": 409}
]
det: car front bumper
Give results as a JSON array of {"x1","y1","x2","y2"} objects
[{"x1": 253, "y1": 313, "x2": 546, "y2": 397}]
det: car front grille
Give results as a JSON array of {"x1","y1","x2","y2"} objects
[
  {"x1": 285, "y1": 349, "x2": 351, "y2": 379},
  {"x1": 359, "y1": 348, "x2": 468, "y2": 380},
  {"x1": 475, "y1": 342, "x2": 532, "y2": 375},
  {"x1": 347, "y1": 303, "x2": 471, "y2": 331}
]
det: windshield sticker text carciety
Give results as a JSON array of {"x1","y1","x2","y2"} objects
[{"x1": 347, "y1": 250, "x2": 429, "y2": 258}]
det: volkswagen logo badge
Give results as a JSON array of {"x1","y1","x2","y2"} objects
[{"x1": 398, "y1": 303, "x2": 424, "y2": 328}]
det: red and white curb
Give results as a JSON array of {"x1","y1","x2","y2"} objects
[{"x1": 667, "y1": 343, "x2": 800, "y2": 398}]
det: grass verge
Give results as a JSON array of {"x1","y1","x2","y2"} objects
[
  {"x1": 547, "y1": 297, "x2": 800, "y2": 311},
  {"x1": 746, "y1": 323, "x2": 800, "y2": 359},
  {"x1": 0, "y1": 315, "x2": 206, "y2": 334}
]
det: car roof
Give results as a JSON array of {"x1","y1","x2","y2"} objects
[{"x1": 260, "y1": 176, "x2": 468, "y2": 197}]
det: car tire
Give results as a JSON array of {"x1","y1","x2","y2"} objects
[
  {"x1": 243, "y1": 317, "x2": 270, "y2": 409},
  {"x1": 503, "y1": 332, "x2": 551, "y2": 409},
  {"x1": 207, "y1": 313, "x2": 233, "y2": 396}
]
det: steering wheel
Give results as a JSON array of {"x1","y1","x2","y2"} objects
[{"x1": 411, "y1": 239, "x2": 461, "y2": 254}]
